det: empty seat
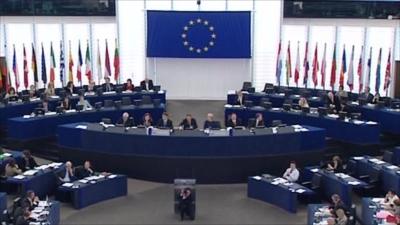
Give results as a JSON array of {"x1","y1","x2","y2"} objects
[
  {"x1": 242, "y1": 81, "x2": 252, "y2": 91},
  {"x1": 104, "y1": 99, "x2": 114, "y2": 108},
  {"x1": 383, "y1": 150, "x2": 393, "y2": 163},
  {"x1": 121, "y1": 97, "x2": 132, "y2": 106},
  {"x1": 101, "y1": 118, "x2": 112, "y2": 124},
  {"x1": 142, "y1": 95, "x2": 152, "y2": 105},
  {"x1": 271, "y1": 120, "x2": 282, "y2": 127}
]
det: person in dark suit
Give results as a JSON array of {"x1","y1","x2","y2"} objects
[
  {"x1": 248, "y1": 113, "x2": 265, "y2": 128},
  {"x1": 178, "y1": 188, "x2": 194, "y2": 221},
  {"x1": 116, "y1": 112, "x2": 134, "y2": 127},
  {"x1": 179, "y1": 114, "x2": 198, "y2": 130},
  {"x1": 226, "y1": 113, "x2": 242, "y2": 128},
  {"x1": 326, "y1": 91, "x2": 341, "y2": 113},
  {"x1": 102, "y1": 77, "x2": 114, "y2": 92},
  {"x1": 141, "y1": 113, "x2": 153, "y2": 127},
  {"x1": 157, "y1": 112, "x2": 173, "y2": 129},
  {"x1": 76, "y1": 161, "x2": 95, "y2": 179},
  {"x1": 60, "y1": 96, "x2": 72, "y2": 110},
  {"x1": 20, "y1": 190, "x2": 39, "y2": 211},
  {"x1": 64, "y1": 81, "x2": 75, "y2": 96},
  {"x1": 140, "y1": 78, "x2": 154, "y2": 91},
  {"x1": 359, "y1": 87, "x2": 374, "y2": 104},
  {"x1": 20, "y1": 150, "x2": 38, "y2": 172},
  {"x1": 203, "y1": 113, "x2": 220, "y2": 130},
  {"x1": 15, "y1": 210, "x2": 31, "y2": 225},
  {"x1": 57, "y1": 161, "x2": 76, "y2": 183},
  {"x1": 28, "y1": 85, "x2": 38, "y2": 98},
  {"x1": 123, "y1": 78, "x2": 135, "y2": 92},
  {"x1": 372, "y1": 92, "x2": 381, "y2": 104},
  {"x1": 234, "y1": 90, "x2": 245, "y2": 106}
]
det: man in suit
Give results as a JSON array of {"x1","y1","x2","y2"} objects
[
  {"x1": 249, "y1": 113, "x2": 265, "y2": 128},
  {"x1": 203, "y1": 113, "x2": 220, "y2": 130},
  {"x1": 15, "y1": 210, "x2": 31, "y2": 225},
  {"x1": 102, "y1": 77, "x2": 114, "y2": 92},
  {"x1": 116, "y1": 112, "x2": 134, "y2": 127},
  {"x1": 326, "y1": 91, "x2": 341, "y2": 113},
  {"x1": 20, "y1": 150, "x2": 38, "y2": 172},
  {"x1": 140, "y1": 78, "x2": 154, "y2": 91},
  {"x1": 359, "y1": 87, "x2": 374, "y2": 104},
  {"x1": 179, "y1": 114, "x2": 198, "y2": 130},
  {"x1": 282, "y1": 161, "x2": 300, "y2": 182},
  {"x1": 234, "y1": 90, "x2": 245, "y2": 106},
  {"x1": 226, "y1": 113, "x2": 242, "y2": 128},
  {"x1": 76, "y1": 161, "x2": 95, "y2": 179},
  {"x1": 157, "y1": 112, "x2": 173, "y2": 129},
  {"x1": 178, "y1": 188, "x2": 194, "y2": 221},
  {"x1": 20, "y1": 190, "x2": 39, "y2": 211},
  {"x1": 57, "y1": 161, "x2": 76, "y2": 183}
]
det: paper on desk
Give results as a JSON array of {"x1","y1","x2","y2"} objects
[
  {"x1": 327, "y1": 114, "x2": 339, "y2": 119},
  {"x1": 272, "y1": 108, "x2": 281, "y2": 111},
  {"x1": 108, "y1": 174, "x2": 117, "y2": 179},
  {"x1": 62, "y1": 183, "x2": 74, "y2": 187},
  {"x1": 76, "y1": 125, "x2": 87, "y2": 129},
  {"x1": 252, "y1": 176, "x2": 262, "y2": 180},
  {"x1": 386, "y1": 165, "x2": 399, "y2": 170},
  {"x1": 103, "y1": 91, "x2": 116, "y2": 95},
  {"x1": 65, "y1": 109, "x2": 77, "y2": 113},
  {"x1": 49, "y1": 162, "x2": 62, "y2": 167},
  {"x1": 336, "y1": 173, "x2": 350, "y2": 179},
  {"x1": 13, "y1": 175, "x2": 25, "y2": 179},
  {"x1": 353, "y1": 120, "x2": 364, "y2": 125},
  {"x1": 224, "y1": 104, "x2": 232, "y2": 108},
  {"x1": 296, "y1": 189, "x2": 306, "y2": 194},
  {"x1": 348, "y1": 181, "x2": 361, "y2": 185},
  {"x1": 227, "y1": 90, "x2": 236, "y2": 95},
  {"x1": 372, "y1": 198, "x2": 384, "y2": 203},
  {"x1": 158, "y1": 90, "x2": 164, "y2": 94},
  {"x1": 292, "y1": 125, "x2": 303, "y2": 129},
  {"x1": 353, "y1": 156, "x2": 364, "y2": 160},
  {"x1": 79, "y1": 179, "x2": 89, "y2": 184},
  {"x1": 38, "y1": 201, "x2": 48, "y2": 207},
  {"x1": 23, "y1": 115, "x2": 31, "y2": 119},
  {"x1": 23, "y1": 170, "x2": 38, "y2": 176},
  {"x1": 45, "y1": 112, "x2": 57, "y2": 116},
  {"x1": 366, "y1": 121, "x2": 378, "y2": 125},
  {"x1": 2, "y1": 153, "x2": 11, "y2": 157},
  {"x1": 311, "y1": 168, "x2": 319, "y2": 173}
]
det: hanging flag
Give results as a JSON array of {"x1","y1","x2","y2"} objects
[
  {"x1": 285, "y1": 41, "x2": 292, "y2": 86},
  {"x1": 12, "y1": 45, "x2": 20, "y2": 91},
  {"x1": 384, "y1": 49, "x2": 392, "y2": 92},
  {"x1": 339, "y1": 45, "x2": 346, "y2": 87},
  {"x1": 41, "y1": 43, "x2": 47, "y2": 85},
  {"x1": 347, "y1": 45, "x2": 355, "y2": 91},
  {"x1": 113, "y1": 39, "x2": 120, "y2": 83},
  {"x1": 312, "y1": 43, "x2": 319, "y2": 88},
  {"x1": 49, "y1": 42, "x2": 56, "y2": 83},
  {"x1": 96, "y1": 40, "x2": 103, "y2": 85},
  {"x1": 330, "y1": 43, "x2": 337, "y2": 90},
  {"x1": 294, "y1": 41, "x2": 300, "y2": 87},
  {"x1": 60, "y1": 41, "x2": 65, "y2": 86},
  {"x1": 320, "y1": 43, "x2": 327, "y2": 90},
  {"x1": 85, "y1": 41, "x2": 92, "y2": 82},
  {"x1": 31, "y1": 43, "x2": 38, "y2": 85},
  {"x1": 357, "y1": 46, "x2": 364, "y2": 93},
  {"x1": 1, "y1": 56, "x2": 10, "y2": 91},
  {"x1": 68, "y1": 41, "x2": 74, "y2": 82},
  {"x1": 303, "y1": 41, "x2": 309, "y2": 87},
  {"x1": 365, "y1": 47, "x2": 372, "y2": 90},
  {"x1": 275, "y1": 40, "x2": 282, "y2": 86},
  {"x1": 375, "y1": 48, "x2": 382, "y2": 93},
  {"x1": 104, "y1": 39, "x2": 111, "y2": 79},
  {"x1": 23, "y1": 45, "x2": 28, "y2": 89},
  {"x1": 77, "y1": 41, "x2": 83, "y2": 84}
]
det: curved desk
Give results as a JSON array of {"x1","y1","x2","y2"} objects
[
  {"x1": 7, "y1": 105, "x2": 165, "y2": 141},
  {"x1": 57, "y1": 123, "x2": 326, "y2": 183},
  {"x1": 360, "y1": 105, "x2": 400, "y2": 135}
]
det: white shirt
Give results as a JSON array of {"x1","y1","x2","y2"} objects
[
  {"x1": 63, "y1": 169, "x2": 71, "y2": 182},
  {"x1": 283, "y1": 168, "x2": 299, "y2": 182}
]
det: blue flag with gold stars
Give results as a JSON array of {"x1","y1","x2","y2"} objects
[{"x1": 147, "y1": 10, "x2": 251, "y2": 58}]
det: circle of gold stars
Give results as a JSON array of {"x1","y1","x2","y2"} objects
[{"x1": 181, "y1": 18, "x2": 216, "y2": 54}]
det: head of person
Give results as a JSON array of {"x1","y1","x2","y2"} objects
[
  {"x1": 48, "y1": 81, "x2": 54, "y2": 89},
  {"x1": 231, "y1": 113, "x2": 237, "y2": 121},
  {"x1": 67, "y1": 81, "x2": 74, "y2": 89},
  {"x1": 8, "y1": 87, "x2": 16, "y2": 95},
  {"x1": 327, "y1": 217, "x2": 336, "y2": 225},
  {"x1": 26, "y1": 190, "x2": 35, "y2": 200},
  {"x1": 8, "y1": 158, "x2": 16, "y2": 167},
  {"x1": 29, "y1": 84, "x2": 36, "y2": 92},
  {"x1": 183, "y1": 188, "x2": 191, "y2": 196},
  {"x1": 22, "y1": 150, "x2": 32, "y2": 159},
  {"x1": 331, "y1": 194, "x2": 341, "y2": 204},
  {"x1": 105, "y1": 77, "x2": 110, "y2": 84},
  {"x1": 127, "y1": 79, "x2": 132, "y2": 85},
  {"x1": 162, "y1": 112, "x2": 169, "y2": 121},
  {"x1": 333, "y1": 155, "x2": 341, "y2": 163},
  {"x1": 388, "y1": 190, "x2": 397, "y2": 198},
  {"x1": 339, "y1": 85, "x2": 344, "y2": 91},
  {"x1": 328, "y1": 91, "x2": 334, "y2": 99},
  {"x1": 365, "y1": 86, "x2": 370, "y2": 94},
  {"x1": 256, "y1": 113, "x2": 263, "y2": 121},
  {"x1": 65, "y1": 161, "x2": 72, "y2": 169},
  {"x1": 144, "y1": 113, "x2": 152, "y2": 122},
  {"x1": 185, "y1": 114, "x2": 192, "y2": 121},
  {"x1": 289, "y1": 161, "x2": 297, "y2": 169},
  {"x1": 122, "y1": 112, "x2": 129, "y2": 121},
  {"x1": 88, "y1": 81, "x2": 95, "y2": 91},
  {"x1": 207, "y1": 113, "x2": 214, "y2": 122},
  {"x1": 84, "y1": 161, "x2": 91, "y2": 170}
]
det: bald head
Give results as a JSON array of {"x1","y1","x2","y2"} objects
[{"x1": 207, "y1": 113, "x2": 214, "y2": 121}]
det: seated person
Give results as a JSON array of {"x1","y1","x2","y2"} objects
[
  {"x1": 123, "y1": 78, "x2": 134, "y2": 92},
  {"x1": 15, "y1": 210, "x2": 31, "y2": 225},
  {"x1": 359, "y1": 87, "x2": 374, "y2": 104},
  {"x1": 372, "y1": 92, "x2": 381, "y2": 104},
  {"x1": 326, "y1": 155, "x2": 344, "y2": 173},
  {"x1": 282, "y1": 161, "x2": 300, "y2": 182},
  {"x1": 28, "y1": 85, "x2": 37, "y2": 98},
  {"x1": 102, "y1": 77, "x2": 114, "y2": 92},
  {"x1": 179, "y1": 114, "x2": 198, "y2": 130},
  {"x1": 140, "y1": 78, "x2": 154, "y2": 91},
  {"x1": 234, "y1": 90, "x2": 245, "y2": 106},
  {"x1": 5, "y1": 158, "x2": 22, "y2": 177},
  {"x1": 157, "y1": 112, "x2": 173, "y2": 129},
  {"x1": 248, "y1": 113, "x2": 265, "y2": 128},
  {"x1": 4, "y1": 87, "x2": 18, "y2": 100},
  {"x1": 298, "y1": 97, "x2": 309, "y2": 108},
  {"x1": 21, "y1": 190, "x2": 39, "y2": 211},
  {"x1": 383, "y1": 190, "x2": 399, "y2": 211},
  {"x1": 64, "y1": 81, "x2": 75, "y2": 96},
  {"x1": 41, "y1": 99, "x2": 49, "y2": 113},
  {"x1": 226, "y1": 113, "x2": 242, "y2": 128},
  {"x1": 326, "y1": 217, "x2": 336, "y2": 225},
  {"x1": 326, "y1": 91, "x2": 341, "y2": 113},
  {"x1": 335, "y1": 208, "x2": 348, "y2": 225},
  {"x1": 178, "y1": 188, "x2": 194, "y2": 221},
  {"x1": 75, "y1": 160, "x2": 95, "y2": 179},
  {"x1": 87, "y1": 81, "x2": 96, "y2": 94},
  {"x1": 76, "y1": 94, "x2": 92, "y2": 110},
  {"x1": 45, "y1": 81, "x2": 56, "y2": 96},
  {"x1": 203, "y1": 113, "x2": 220, "y2": 130},
  {"x1": 57, "y1": 161, "x2": 76, "y2": 183},
  {"x1": 336, "y1": 85, "x2": 348, "y2": 101},
  {"x1": 20, "y1": 150, "x2": 38, "y2": 172},
  {"x1": 116, "y1": 112, "x2": 134, "y2": 127},
  {"x1": 141, "y1": 113, "x2": 153, "y2": 127},
  {"x1": 329, "y1": 194, "x2": 348, "y2": 216},
  {"x1": 60, "y1": 96, "x2": 72, "y2": 111}
]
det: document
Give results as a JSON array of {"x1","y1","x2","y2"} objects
[
  {"x1": 13, "y1": 175, "x2": 25, "y2": 179},
  {"x1": 62, "y1": 183, "x2": 74, "y2": 187},
  {"x1": 108, "y1": 174, "x2": 117, "y2": 179},
  {"x1": 352, "y1": 120, "x2": 364, "y2": 125},
  {"x1": 252, "y1": 176, "x2": 262, "y2": 180},
  {"x1": 65, "y1": 109, "x2": 77, "y2": 113},
  {"x1": 79, "y1": 179, "x2": 89, "y2": 184},
  {"x1": 311, "y1": 168, "x2": 319, "y2": 173},
  {"x1": 296, "y1": 189, "x2": 306, "y2": 194},
  {"x1": 76, "y1": 125, "x2": 88, "y2": 129},
  {"x1": 2, "y1": 153, "x2": 12, "y2": 157},
  {"x1": 348, "y1": 181, "x2": 361, "y2": 185},
  {"x1": 224, "y1": 104, "x2": 233, "y2": 108},
  {"x1": 353, "y1": 156, "x2": 364, "y2": 160},
  {"x1": 386, "y1": 165, "x2": 399, "y2": 170},
  {"x1": 23, "y1": 170, "x2": 38, "y2": 176},
  {"x1": 103, "y1": 91, "x2": 116, "y2": 95},
  {"x1": 23, "y1": 115, "x2": 31, "y2": 119},
  {"x1": 227, "y1": 90, "x2": 236, "y2": 95},
  {"x1": 366, "y1": 121, "x2": 378, "y2": 125}
]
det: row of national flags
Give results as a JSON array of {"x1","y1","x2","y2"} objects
[
  {"x1": 276, "y1": 41, "x2": 393, "y2": 94},
  {"x1": 2, "y1": 39, "x2": 120, "y2": 91}
]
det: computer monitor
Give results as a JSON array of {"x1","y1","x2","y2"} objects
[
  {"x1": 21, "y1": 95, "x2": 30, "y2": 103},
  {"x1": 8, "y1": 96, "x2": 18, "y2": 102},
  {"x1": 260, "y1": 101, "x2": 272, "y2": 110},
  {"x1": 376, "y1": 101, "x2": 385, "y2": 108},
  {"x1": 153, "y1": 85, "x2": 161, "y2": 92},
  {"x1": 115, "y1": 86, "x2": 123, "y2": 94},
  {"x1": 114, "y1": 100, "x2": 122, "y2": 109},
  {"x1": 338, "y1": 111, "x2": 346, "y2": 120},
  {"x1": 77, "y1": 89, "x2": 85, "y2": 96},
  {"x1": 301, "y1": 107, "x2": 310, "y2": 114},
  {"x1": 76, "y1": 104, "x2": 84, "y2": 112},
  {"x1": 56, "y1": 106, "x2": 64, "y2": 114},
  {"x1": 209, "y1": 121, "x2": 221, "y2": 130},
  {"x1": 96, "y1": 87, "x2": 103, "y2": 96},
  {"x1": 283, "y1": 104, "x2": 291, "y2": 111},
  {"x1": 34, "y1": 108, "x2": 45, "y2": 116},
  {"x1": 101, "y1": 118, "x2": 112, "y2": 124},
  {"x1": 291, "y1": 104, "x2": 301, "y2": 111},
  {"x1": 94, "y1": 102, "x2": 102, "y2": 110},
  {"x1": 391, "y1": 101, "x2": 400, "y2": 109}
]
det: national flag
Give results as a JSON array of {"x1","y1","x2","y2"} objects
[
  {"x1": 375, "y1": 48, "x2": 382, "y2": 93},
  {"x1": 104, "y1": 39, "x2": 111, "y2": 79},
  {"x1": 384, "y1": 49, "x2": 392, "y2": 91},
  {"x1": 365, "y1": 47, "x2": 372, "y2": 90},
  {"x1": 312, "y1": 43, "x2": 319, "y2": 88},
  {"x1": 77, "y1": 41, "x2": 83, "y2": 84},
  {"x1": 85, "y1": 41, "x2": 92, "y2": 82},
  {"x1": 294, "y1": 42, "x2": 300, "y2": 86},
  {"x1": 347, "y1": 45, "x2": 355, "y2": 91},
  {"x1": 31, "y1": 43, "x2": 38, "y2": 84},
  {"x1": 96, "y1": 40, "x2": 102, "y2": 85},
  {"x1": 49, "y1": 42, "x2": 56, "y2": 83},
  {"x1": 1, "y1": 57, "x2": 10, "y2": 91},
  {"x1": 60, "y1": 41, "x2": 65, "y2": 86},
  {"x1": 23, "y1": 45, "x2": 28, "y2": 89},
  {"x1": 285, "y1": 41, "x2": 292, "y2": 86},
  {"x1": 320, "y1": 43, "x2": 327, "y2": 89},
  {"x1": 41, "y1": 43, "x2": 47, "y2": 85},
  {"x1": 357, "y1": 46, "x2": 363, "y2": 93},
  {"x1": 12, "y1": 45, "x2": 20, "y2": 91},
  {"x1": 113, "y1": 39, "x2": 120, "y2": 83},
  {"x1": 303, "y1": 41, "x2": 309, "y2": 87},
  {"x1": 330, "y1": 43, "x2": 337, "y2": 90},
  {"x1": 339, "y1": 45, "x2": 346, "y2": 87},
  {"x1": 275, "y1": 40, "x2": 282, "y2": 86},
  {"x1": 68, "y1": 41, "x2": 74, "y2": 82}
]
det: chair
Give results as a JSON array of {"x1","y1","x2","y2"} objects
[
  {"x1": 101, "y1": 118, "x2": 112, "y2": 124},
  {"x1": 260, "y1": 101, "x2": 272, "y2": 110},
  {"x1": 114, "y1": 100, "x2": 122, "y2": 109},
  {"x1": 133, "y1": 86, "x2": 142, "y2": 92},
  {"x1": 104, "y1": 99, "x2": 114, "y2": 108},
  {"x1": 153, "y1": 99, "x2": 161, "y2": 107},
  {"x1": 310, "y1": 173, "x2": 322, "y2": 191},
  {"x1": 141, "y1": 95, "x2": 152, "y2": 105},
  {"x1": 121, "y1": 97, "x2": 132, "y2": 106},
  {"x1": 347, "y1": 204, "x2": 357, "y2": 225},
  {"x1": 271, "y1": 120, "x2": 282, "y2": 127},
  {"x1": 244, "y1": 100, "x2": 253, "y2": 108},
  {"x1": 242, "y1": 82, "x2": 252, "y2": 92},
  {"x1": 383, "y1": 151, "x2": 393, "y2": 163},
  {"x1": 277, "y1": 126, "x2": 295, "y2": 134},
  {"x1": 263, "y1": 83, "x2": 274, "y2": 91}
]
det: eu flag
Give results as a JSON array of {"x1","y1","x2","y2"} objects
[{"x1": 147, "y1": 10, "x2": 251, "y2": 58}]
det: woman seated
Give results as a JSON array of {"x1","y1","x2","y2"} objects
[
  {"x1": 60, "y1": 96, "x2": 72, "y2": 111},
  {"x1": 45, "y1": 81, "x2": 56, "y2": 97},
  {"x1": 5, "y1": 158, "x2": 22, "y2": 177},
  {"x1": 141, "y1": 113, "x2": 153, "y2": 127},
  {"x1": 87, "y1": 81, "x2": 96, "y2": 94},
  {"x1": 298, "y1": 97, "x2": 309, "y2": 108},
  {"x1": 372, "y1": 92, "x2": 381, "y2": 104},
  {"x1": 123, "y1": 79, "x2": 135, "y2": 92},
  {"x1": 4, "y1": 87, "x2": 18, "y2": 101},
  {"x1": 383, "y1": 190, "x2": 399, "y2": 211},
  {"x1": 76, "y1": 94, "x2": 92, "y2": 111},
  {"x1": 326, "y1": 155, "x2": 344, "y2": 173},
  {"x1": 64, "y1": 81, "x2": 75, "y2": 96},
  {"x1": 226, "y1": 113, "x2": 242, "y2": 128},
  {"x1": 21, "y1": 150, "x2": 38, "y2": 172},
  {"x1": 248, "y1": 113, "x2": 265, "y2": 128},
  {"x1": 29, "y1": 84, "x2": 37, "y2": 98}
]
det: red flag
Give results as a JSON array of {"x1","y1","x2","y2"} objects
[
  {"x1": 330, "y1": 43, "x2": 337, "y2": 90},
  {"x1": 384, "y1": 49, "x2": 392, "y2": 91},
  {"x1": 104, "y1": 40, "x2": 111, "y2": 79},
  {"x1": 275, "y1": 40, "x2": 282, "y2": 86},
  {"x1": 294, "y1": 42, "x2": 300, "y2": 86},
  {"x1": 285, "y1": 41, "x2": 292, "y2": 86},
  {"x1": 312, "y1": 43, "x2": 319, "y2": 88},
  {"x1": 303, "y1": 41, "x2": 309, "y2": 87},
  {"x1": 114, "y1": 40, "x2": 120, "y2": 83},
  {"x1": 339, "y1": 45, "x2": 347, "y2": 87},
  {"x1": 77, "y1": 41, "x2": 83, "y2": 84},
  {"x1": 23, "y1": 45, "x2": 29, "y2": 89},
  {"x1": 357, "y1": 46, "x2": 363, "y2": 93}
]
